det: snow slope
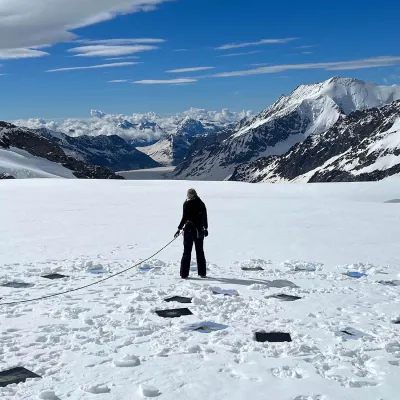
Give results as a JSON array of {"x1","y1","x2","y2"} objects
[
  {"x1": 1, "y1": 180, "x2": 400, "y2": 399},
  {"x1": 0, "y1": 147, "x2": 76, "y2": 179},
  {"x1": 174, "y1": 77, "x2": 400, "y2": 181}
]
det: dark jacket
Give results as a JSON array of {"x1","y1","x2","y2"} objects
[{"x1": 178, "y1": 197, "x2": 208, "y2": 232}]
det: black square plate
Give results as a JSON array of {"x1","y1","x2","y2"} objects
[
  {"x1": 1, "y1": 282, "x2": 34, "y2": 289},
  {"x1": 0, "y1": 367, "x2": 41, "y2": 388},
  {"x1": 270, "y1": 294, "x2": 302, "y2": 301},
  {"x1": 255, "y1": 332, "x2": 292, "y2": 343},
  {"x1": 41, "y1": 273, "x2": 69, "y2": 280},
  {"x1": 379, "y1": 280, "x2": 400, "y2": 286},
  {"x1": 156, "y1": 308, "x2": 193, "y2": 318},
  {"x1": 164, "y1": 296, "x2": 192, "y2": 304}
]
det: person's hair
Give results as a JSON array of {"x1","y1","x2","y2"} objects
[{"x1": 187, "y1": 188, "x2": 198, "y2": 200}]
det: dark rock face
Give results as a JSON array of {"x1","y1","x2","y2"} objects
[
  {"x1": 34, "y1": 128, "x2": 159, "y2": 172},
  {"x1": 0, "y1": 173, "x2": 15, "y2": 179},
  {"x1": 0, "y1": 122, "x2": 124, "y2": 179},
  {"x1": 230, "y1": 101, "x2": 400, "y2": 183}
]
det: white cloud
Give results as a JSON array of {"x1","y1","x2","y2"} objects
[
  {"x1": 297, "y1": 45, "x2": 318, "y2": 49},
  {"x1": 47, "y1": 62, "x2": 137, "y2": 72},
  {"x1": 216, "y1": 38, "x2": 298, "y2": 50},
  {"x1": 76, "y1": 38, "x2": 165, "y2": 45},
  {"x1": 166, "y1": 67, "x2": 215, "y2": 73},
  {"x1": 0, "y1": 48, "x2": 50, "y2": 59},
  {"x1": 108, "y1": 79, "x2": 128, "y2": 83},
  {"x1": 212, "y1": 57, "x2": 400, "y2": 77},
  {"x1": 174, "y1": 49, "x2": 189, "y2": 52},
  {"x1": 68, "y1": 44, "x2": 158, "y2": 57},
  {"x1": 0, "y1": 0, "x2": 171, "y2": 51},
  {"x1": 106, "y1": 56, "x2": 140, "y2": 60},
  {"x1": 14, "y1": 107, "x2": 252, "y2": 142},
  {"x1": 219, "y1": 51, "x2": 261, "y2": 57},
  {"x1": 302, "y1": 51, "x2": 313, "y2": 55},
  {"x1": 248, "y1": 63, "x2": 269, "y2": 67},
  {"x1": 134, "y1": 78, "x2": 197, "y2": 84}
]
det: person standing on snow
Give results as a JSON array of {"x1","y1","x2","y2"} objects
[{"x1": 174, "y1": 188, "x2": 208, "y2": 279}]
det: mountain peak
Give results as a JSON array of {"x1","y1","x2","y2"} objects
[{"x1": 176, "y1": 117, "x2": 205, "y2": 136}]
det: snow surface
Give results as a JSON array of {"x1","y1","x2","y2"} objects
[
  {"x1": 0, "y1": 147, "x2": 76, "y2": 179},
  {"x1": 1, "y1": 180, "x2": 400, "y2": 399}
]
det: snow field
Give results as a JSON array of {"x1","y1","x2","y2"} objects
[{"x1": 0, "y1": 179, "x2": 400, "y2": 399}]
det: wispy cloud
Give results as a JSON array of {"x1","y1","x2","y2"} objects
[
  {"x1": 76, "y1": 38, "x2": 166, "y2": 45},
  {"x1": 68, "y1": 45, "x2": 158, "y2": 57},
  {"x1": 134, "y1": 78, "x2": 197, "y2": 85},
  {"x1": 302, "y1": 51, "x2": 313, "y2": 55},
  {"x1": 166, "y1": 66, "x2": 215, "y2": 73},
  {"x1": 108, "y1": 79, "x2": 128, "y2": 83},
  {"x1": 174, "y1": 49, "x2": 189, "y2": 52},
  {"x1": 219, "y1": 51, "x2": 261, "y2": 57},
  {"x1": 212, "y1": 56, "x2": 400, "y2": 77},
  {"x1": 106, "y1": 56, "x2": 141, "y2": 60},
  {"x1": 0, "y1": 1, "x2": 170, "y2": 50},
  {"x1": 47, "y1": 62, "x2": 137, "y2": 72},
  {"x1": 248, "y1": 63, "x2": 269, "y2": 67},
  {"x1": 0, "y1": 48, "x2": 50, "y2": 59},
  {"x1": 296, "y1": 45, "x2": 318, "y2": 49},
  {"x1": 216, "y1": 38, "x2": 298, "y2": 50}
]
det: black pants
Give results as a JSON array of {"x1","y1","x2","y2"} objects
[{"x1": 180, "y1": 226, "x2": 206, "y2": 278}]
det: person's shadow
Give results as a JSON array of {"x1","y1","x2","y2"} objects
[{"x1": 189, "y1": 277, "x2": 298, "y2": 288}]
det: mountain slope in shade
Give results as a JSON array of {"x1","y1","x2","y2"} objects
[
  {"x1": 138, "y1": 117, "x2": 224, "y2": 166},
  {"x1": 230, "y1": 101, "x2": 400, "y2": 183},
  {"x1": 174, "y1": 77, "x2": 400, "y2": 181},
  {"x1": 0, "y1": 122, "x2": 124, "y2": 179},
  {"x1": 34, "y1": 128, "x2": 159, "y2": 171}
]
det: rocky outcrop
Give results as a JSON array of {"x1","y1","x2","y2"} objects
[{"x1": 0, "y1": 173, "x2": 15, "y2": 179}]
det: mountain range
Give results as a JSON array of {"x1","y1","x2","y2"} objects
[
  {"x1": 3, "y1": 77, "x2": 400, "y2": 182},
  {"x1": 174, "y1": 77, "x2": 400, "y2": 181},
  {"x1": 230, "y1": 100, "x2": 400, "y2": 182}
]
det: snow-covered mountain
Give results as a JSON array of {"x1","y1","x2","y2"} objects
[
  {"x1": 0, "y1": 122, "x2": 123, "y2": 179},
  {"x1": 174, "y1": 77, "x2": 400, "y2": 181},
  {"x1": 137, "y1": 117, "x2": 223, "y2": 166},
  {"x1": 231, "y1": 100, "x2": 400, "y2": 183},
  {"x1": 34, "y1": 128, "x2": 159, "y2": 171},
  {"x1": 14, "y1": 108, "x2": 252, "y2": 146}
]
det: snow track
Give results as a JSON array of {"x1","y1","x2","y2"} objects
[{"x1": 0, "y1": 180, "x2": 400, "y2": 399}]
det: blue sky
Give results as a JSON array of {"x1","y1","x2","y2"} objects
[{"x1": 0, "y1": 0, "x2": 400, "y2": 120}]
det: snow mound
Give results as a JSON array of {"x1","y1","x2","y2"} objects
[
  {"x1": 114, "y1": 355, "x2": 141, "y2": 367},
  {"x1": 139, "y1": 384, "x2": 161, "y2": 397}
]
